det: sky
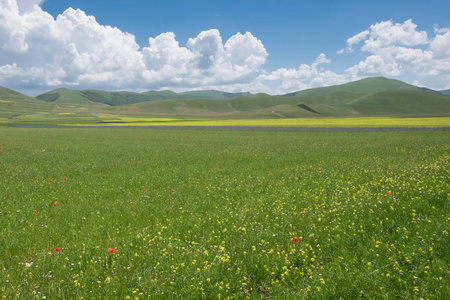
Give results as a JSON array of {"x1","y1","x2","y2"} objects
[{"x1": 1, "y1": 0, "x2": 449, "y2": 96}]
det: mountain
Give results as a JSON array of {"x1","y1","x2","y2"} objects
[
  {"x1": 284, "y1": 77, "x2": 418, "y2": 97},
  {"x1": 0, "y1": 86, "x2": 54, "y2": 118},
  {"x1": 2, "y1": 77, "x2": 450, "y2": 119},
  {"x1": 35, "y1": 88, "x2": 252, "y2": 106},
  {"x1": 0, "y1": 86, "x2": 37, "y2": 102},
  {"x1": 439, "y1": 89, "x2": 450, "y2": 97}
]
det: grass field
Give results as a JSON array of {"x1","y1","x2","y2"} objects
[{"x1": 0, "y1": 127, "x2": 448, "y2": 299}]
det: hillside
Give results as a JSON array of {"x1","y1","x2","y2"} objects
[
  {"x1": 2, "y1": 77, "x2": 450, "y2": 120},
  {"x1": 0, "y1": 86, "x2": 55, "y2": 118},
  {"x1": 284, "y1": 77, "x2": 418, "y2": 97},
  {"x1": 36, "y1": 89, "x2": 252, "y2": 106},
  {"x1": 106, "y1": 93, "x2": 318, "y2": 118},
  {"x1": 439, "y1": 89, "x2": 450, "y2": 97}
]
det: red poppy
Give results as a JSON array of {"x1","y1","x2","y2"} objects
[
  {"x1": 386, "y1": 191, "x2": 391, "y2": 195},
  {"x1": 50, "y1": 180, "x2": 53, "y2": 183},
  {"x1": 108, "y1": 248, "x2": 116, "y2": 254},
  {"x1": 53, "y1": 202, "x2": 59, "y2": 206},
  {"x1": 54, "y1": 247, "x2": 60, "y2": 252},
  {"x1": 292, "y1": 237, "x2": 300, "y2": 243},
  {"x1": 34, "y1": 210, "x2": 37, "y2": 214},
  {"x1": 64, "y1": 177, "x2": 67, "y2": 180}
]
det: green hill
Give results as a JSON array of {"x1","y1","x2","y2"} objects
[
  {"x1": 0, "y1": 86, "x2": 37, "y2": 102},
  {"x1": 177, "y1": 90, "x2": 251, "y2": 100},
  {"x1": 293, "y1": 90, "x2": 450, "y2": 117},
  {"x1": 104, "y1": 93, "x2": 306, "y2": 118},
  {"x1": 36, "y1": 89, "x2": 252, "y2": 106},
  {"x1": 0, "y1": 86, "x2": 55, "y2": 118},
  {"x1": 439, "y1": 89, "x2": 450, "y2": 97},
  {"x1": 2, "y1": 77, "x2": 450, "y2": 119},
  {"x1": 285, "y1": 77, "x2": 418, "y2": 97},
  {"x1": 108, "y1": 87, "x2": 450, "y2": 118}
]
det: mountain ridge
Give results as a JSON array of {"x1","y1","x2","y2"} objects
[
  {"x1": 35, "y1": 88, "x2": 252, "y2": 106},
  {"x1": 1, "y1": 77, "x2": 450, "y2": 119}
]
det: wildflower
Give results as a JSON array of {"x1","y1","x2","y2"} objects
[
  {"x1": 109, "y1": 248, "x2": 116, "y2": 254},
  {"x1": 53, "y1": 202, "x2": 59, "y2": 206},
  {"x1": 64, "y1": 177, "x2": 67, "y2": 180},
  {"x1": 293, "y1": 237, "x2": 300, "y2": 243},
  {"x1": 49, "y1": 180, "x2": 53, "y2": 183},
  {"x1": 54, "y1": 247, "x2": 60, "y2": 252},
  {"x1": 34, "y1": 210, "x2": 37, "y2": 214},
  {"x1": 387, "y1": 191, "x2": 391, "y2": 195}
]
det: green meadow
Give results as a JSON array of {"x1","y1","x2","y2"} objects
[{"x1": 0, "y1": 127, "x2": 448, "y2": 299}]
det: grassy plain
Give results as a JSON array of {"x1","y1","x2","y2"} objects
[{"x1": 0, "y1": 127, "x2": 448, "y2": 299}]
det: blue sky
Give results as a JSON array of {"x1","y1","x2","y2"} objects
[{"x1": 1, "y1": 0, "x2": 449, "y2": 95}]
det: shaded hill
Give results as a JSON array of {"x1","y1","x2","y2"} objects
[
  {"x1": 36, "y1": 88, "x2": 252, "y2": 106},
  {"x1": 439, "y1": 89, "x2": 450, "y2": 97},
  {"x1": 0, "y1": 86, "x2": 55, "y2": 118},
  {"x1": 104, "y1": 93, "x2": 317, "y2": 118},
  {"x1": 2, "y1": 77, "x2": 450, "y2": 119},
  {"x1": 285, "y1": 77, "x2": 417, "y2": 97},
  {"x1": 294, "y1": 90, "x2": 450, "y2": 117},
  {"x1": 105, "y1": 87, "x2": 450, "y2": 118}
]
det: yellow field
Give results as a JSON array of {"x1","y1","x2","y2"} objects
[{"x1": 88, "y1": 116, "x2": 450, "y2": 127}]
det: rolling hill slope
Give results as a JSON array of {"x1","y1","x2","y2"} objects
[
  {"x1": 2, "y1": 77, "x2": 450, "y2": 119},
  {"x1": 285, "y1": 77, "x2": 418, "y2": 97},
  {"x1": 36, "y1": 89, "x2": 252, "y2": 106},
  {"x1": 439, "y1": 89, "x2": 450, "y2": 97},
  {"x1": 0, "y1": 87, "x2": 55, "y2": 118}
]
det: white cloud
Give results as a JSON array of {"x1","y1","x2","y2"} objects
[
  {"x1": 342, "y1": 19, "x2": 450, "y2": 89},
  {"x1": 16, "y1": 0, "x2": 43, "y2": 13},
  {"x1": 344, "y1": 30, "x2": 369, "y2": 53},
  {"x1": 430, "y1": 29, "x2": 450, "y2": 59},
  {"x1": 257, "y1": 54, "x2": 347, "y2": 94},
  {"x1": 0, "y1": 1, "x2": 267, "y2": 92},
  {"x1": 361, "y1": 19, "x2": 428, "y2": 52},
  {"x1": 1, "y1": 1, "x2": 449, "y2": 95},
  {"x1": 261, "y1": 19, "x2": 450, "y2": 93}
]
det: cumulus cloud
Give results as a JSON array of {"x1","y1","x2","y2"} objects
[
  {"x1": 361, "y1": 19, "x2": 428, "y2": 52},
  {"x1": 259, "y1": 19, "x2": 450, "y2": 93},
  {"x1": 340, "y1": 30, "x2": 370, "y2": 53},
  {"x1": 0, "y1": 0, "x2": 267, "y2": 92},
  {"x1": 341, "y1": 19, "x2": 450, "y2": 89},
  {"x1": 257, "y1": 54, "x2": 347, "y2": 94},
  {"x1": 1, "y1": 1, "x2": 450, "y2": 95}
]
